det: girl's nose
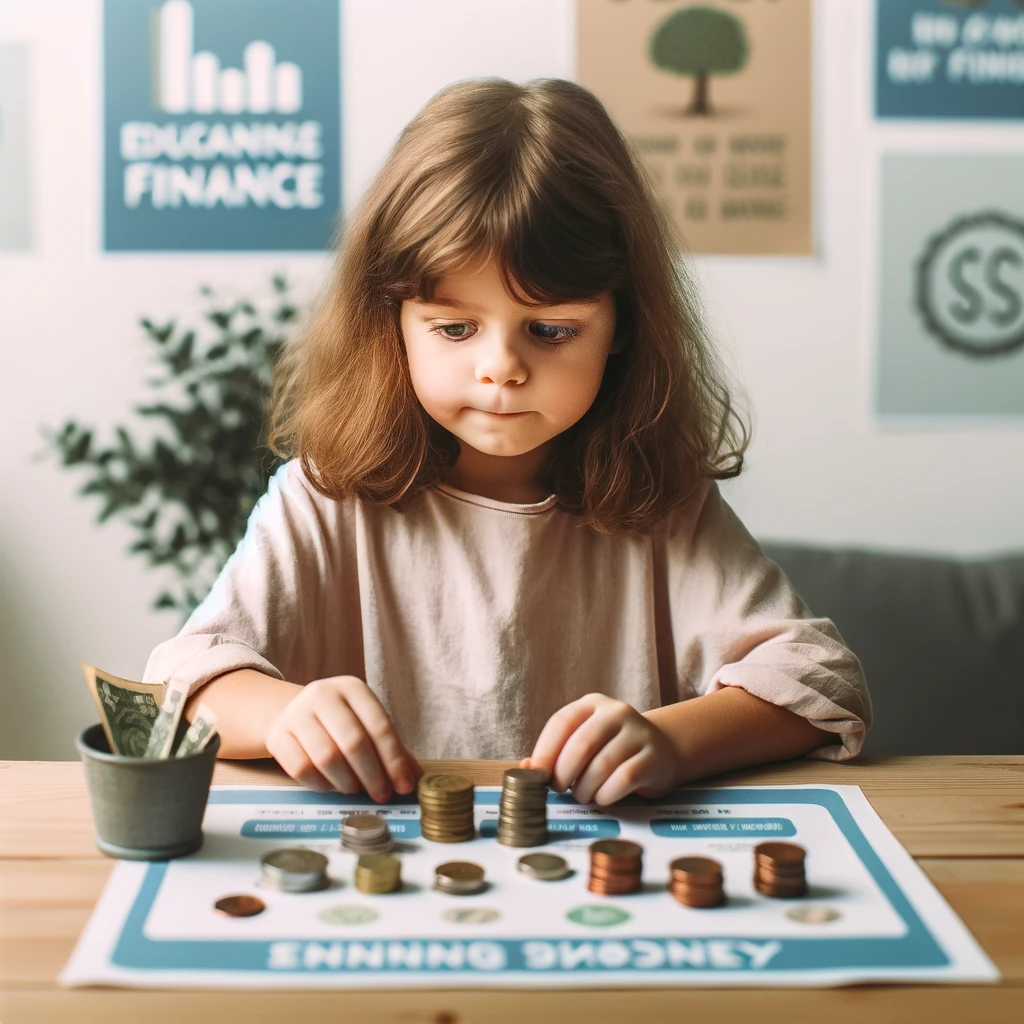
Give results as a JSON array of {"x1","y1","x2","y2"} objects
[{"x1": 475, "y1": 330, "x2": 528, "y2": 386}]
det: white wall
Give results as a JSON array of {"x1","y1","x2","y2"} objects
[{"x1": 1, "y1": 0, "x2": 1022, "y2": 760}]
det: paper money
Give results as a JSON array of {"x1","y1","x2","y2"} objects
[
  {"x1": 143, "y1": 679, "x2": 189, "y2": 759},
  {"x1": 174, "y1": 702, "x2": 218, "y2": 757},
  {"x1": 81, "y1": 663, "x2": 164, "y2": 757}
]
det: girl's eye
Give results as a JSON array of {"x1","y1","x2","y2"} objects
[
  {"x1": 428, "y1": 322, "x2": 475, "y2": 340},
  {"x1": 531, "y1": 323, "x2": 580, "y2": 344}
]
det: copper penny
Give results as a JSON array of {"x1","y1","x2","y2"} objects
[{"x1": 214, "y1": 894, "x2": 266, "y2": 918}]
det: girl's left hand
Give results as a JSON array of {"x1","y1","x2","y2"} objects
[{"x1": 522, "y1": 693, "x2": 681, "y2": 806}]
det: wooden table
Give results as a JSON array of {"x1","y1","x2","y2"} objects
[{"x1": 2, "y1": 756, "x2": 1022, "y2": 1023}]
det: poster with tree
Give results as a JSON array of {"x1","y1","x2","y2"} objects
[{"x1": 577, "y1": 0, "x2": 813, "y2": 255}]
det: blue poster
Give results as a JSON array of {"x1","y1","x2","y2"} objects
[
  {"x1": 103, "y1": 0, "x2": 341, "y2": 251},
  {"x1": 875, "y1": 0, "x2": 1024, "y2": 119},
  {"x1": 877, "y1": 153, "x2": 1024, "y2": 418}
]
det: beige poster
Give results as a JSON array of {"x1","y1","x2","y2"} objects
[{"x1": 577, "y1": 0, "x2": 813, "y2": 255}]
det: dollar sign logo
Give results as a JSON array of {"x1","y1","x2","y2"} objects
[{"x1": 915, "y1": 211, "x2": 1024, "y2": 358}]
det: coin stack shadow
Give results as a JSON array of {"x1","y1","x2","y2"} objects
[
  {"x1": 753, "y1": 842, "x2": 807, "y2": 898},
  {"x1": 434, "y1": 860, "x2": 487, "y2": 895},
  {"x1": 587, "y1": 839, "x2": 644, "y2": 895},
  {"x1": 668, "y1": 856, "x2": 725, "y2": 908},
  {"x1": 341, "y1": 812, "x2": 393, "y2": 854},
  {"x1": 418, "y1": 773, "x2": 476, "y2": 843},
  {"x1": 259, "y1": 849, "x2": 330, "y2": 893},
  {"x1": 496, "y1": 768, "x2": 549, "y2": 847},
  {"x1": 355, "y1": 852, "x2": 402, "y2": 893}
]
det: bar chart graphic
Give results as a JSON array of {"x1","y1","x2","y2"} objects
[
  {"x1": 153, "y1": 1, "x2": 302, "y2": 115},
  {"x1": 103, "y1": 0, "x2": 340, "y2": 250}
]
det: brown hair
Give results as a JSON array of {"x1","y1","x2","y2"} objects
[{"x1": 269, "y1": 77, "x2": 749, "y2": 533}]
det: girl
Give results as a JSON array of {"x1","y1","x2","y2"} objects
[{"x1": 144, "y1": 78, "x2": 870, "y2": 807}]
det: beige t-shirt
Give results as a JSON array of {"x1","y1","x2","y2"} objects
[{"x1": 143, "y1": 460, "x2": 871, "y2": 760}]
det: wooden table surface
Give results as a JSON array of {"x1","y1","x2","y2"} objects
[{"x1": 1, "y1": 756, "x2": 1022, "y2": 1023}]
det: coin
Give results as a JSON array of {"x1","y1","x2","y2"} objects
[
  {"x1": 496, "y1": 769, "x2": 549, "y2": 849},
  {"x1": 354, "y1": 852, "x2": 402, "y2": 894},
  {"x1": 755, "y1": 842, "x2": 806, "y2": 865},
  {"x1": 341, "y1": 812, "x2": 393, "y2": 854},
  {"x1": 419, "y1": 774, "x2": 474, "y2": 796},
  {"x1": 214, "y1": 894, "x2": 266, "y2": 917},
  {"x1": 753, "y1": 841, "x2": 807, "y2": 898},
  {"x1": 587, "y1": 839, "x2": 643, "y2": 895},
  {"x1": 501, "y1": 768, "x2": 550, "y2": 788},
  {"x1": 419, "y1": 774, "x2": 476, "y2": 844},
  {"x1": 787, "y1": 904, "x2": 841, "y2": 925},
  {"x1": 260, "y1": 848, "x2": 330, "y2": 892},
  {"x1": 590, "y1": 840, "x2": 643, "y2": 862},
  {"x1": 435, "y1": 860, "x2": 487, "y2": 895},
  {"x1": 518, "y1": 853, "x2": 571, "y2": 881}
]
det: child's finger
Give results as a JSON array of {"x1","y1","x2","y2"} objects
[
  {"x1": 315, "y1": 698, "x2": 392, "y2": 802},
  {"x1": 571, "y1": 734, "x2": 644, "y2": 806},
  {"x1": 592, "y1": 750, "x2": 651, "y2": 807},
  {"x1": 527, "y1": 698, "x2": 599, "y2": 786},
  {"x1": 269, "y1": 725, "x2": 336, "y2": 793},
  {"x1": 550, "y1": 709, "x2": 624, "y2": 794},
  {"x1": 292, "y1": 712, "x2": 363, "y2": 793},
  {"x1": 340, "y1": 681, "x2": 419, "y2": 794}
]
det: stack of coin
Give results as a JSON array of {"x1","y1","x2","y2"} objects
[
  {"x1": 341, "y1": 812, "x2": 393, "y2": 854},
  {"x1": 668, "y1": 856, "x2": 725, "y2": 908},
  {"x1": 496, "y1": 768, "x2": 549, "y2": 847},
  {"x1": 587, "y1": 839, "x2": 644, "y2": 895},
  {"x1": 517, "y1": 852, "x2": 571, "y2": 881},
  {"x1": 418, "y1": 774, "x2": 476, "y2": 843},
  {"x1": 753, "y1": 841, "x2": 807, "y2": 898},
  {"x1": 434, "y1": 860, "x2": 487, "y2": 895},
  {"x1": 260, "y1": 849, "x2": 330, "y2": 893},
  {"x1": 354, "y1": 853, "x2": 402, "y2": 894}
]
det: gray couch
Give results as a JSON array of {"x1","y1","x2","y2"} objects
[{"x1": 761, "y1": 544, "x2": 1024, "y2": 757}]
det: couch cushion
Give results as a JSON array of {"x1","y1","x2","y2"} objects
[{"x1": 761, "y1": 543, "x2": 1024, "y2": 756}]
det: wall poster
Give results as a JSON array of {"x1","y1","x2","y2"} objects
[
  {"x1": 877, "y1": 153, "x2": 1024, "y2": 419},
  {"x1": 576, "y1": 0, "x2": 813, "y2": 255},
  {"x1": 876, "y1": 0, "x2": 1024, "y2": 120},
  {"x1": 103, "y1": 0, "x2": 341, "y2": 251},
  {"x1": 0, "y1": 43, "x2": 31, "y2": 251}
]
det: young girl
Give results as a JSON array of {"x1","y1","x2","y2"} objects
[{"x1": 144, "y1": 78, "x2": 870, "y2": 807}]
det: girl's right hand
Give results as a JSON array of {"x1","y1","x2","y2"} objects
[{"x1": 265, "y1": 675, "x2": 422, "y2": 801}]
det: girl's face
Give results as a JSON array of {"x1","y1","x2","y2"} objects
[{"x1": 400, "y1": 256, "x2": 621, "y2": 493}]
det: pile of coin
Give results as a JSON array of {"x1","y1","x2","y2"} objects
[
  {"x1": 587, "y1": 839, "x2": 644, "y2": 895},
  {"x1": 753, "y1": 841, "x2": 807, "y2": 898},
  {"x1": 354, "y1": 852, "x2": 402, "y2": 894},
  {"x1": 496, "y1": 768, "x2": 549, "y2": 847},
  {"x1": 517, "y1": 852, "x2": 571, "y2": 882},
  {"x1": 260, "y1": 848, "x2": 330, "y2": 892},
  {"x1": 434, "y1": 860, "x2": 487, "y2": 896},
  {"x1": 341, "y1": 812, "x2": 393, "y2": 854},
  {"x1": 668, "y1": 856, "x2": 725, "y2": 908},
  {"x1": 418, "y1": 773, "x2": 476, "y2": 843}
]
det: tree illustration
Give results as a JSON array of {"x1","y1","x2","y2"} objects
[{"x1": 650, "y1": 6, "x2": 749, "y2": 117}]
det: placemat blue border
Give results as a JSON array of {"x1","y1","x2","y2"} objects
[{"x1": 110, "y1": 788, "x2": 947, "y2": 975}]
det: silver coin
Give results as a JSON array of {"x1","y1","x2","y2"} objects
[
  {"x1": 517, "y1": 853, "x2": 571, "y2": 881},
  {"x1": 260, "y1": 848, "x2": 330, "y2": 892},
  {"x1": 786, "y1": 904, "x2": 842, "y2": 925}
]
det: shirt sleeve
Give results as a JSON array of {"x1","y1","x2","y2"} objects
[
  {"x1": 659, "y1": 481, "x2": 872, "y2": 761},
  {"x1": 142, "y1": 460, "x2": 356, "y2": 697}
]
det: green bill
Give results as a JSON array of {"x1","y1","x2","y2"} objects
[
  {"x1": 143, "y1": 680, "x2": 189, "y2": 758},
  {"x1": 80, "y1": 663, "x2": 164, "y2": 757},
  {"x1": 174, "y1": 702, "x2": 218, "y2": 757}
]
